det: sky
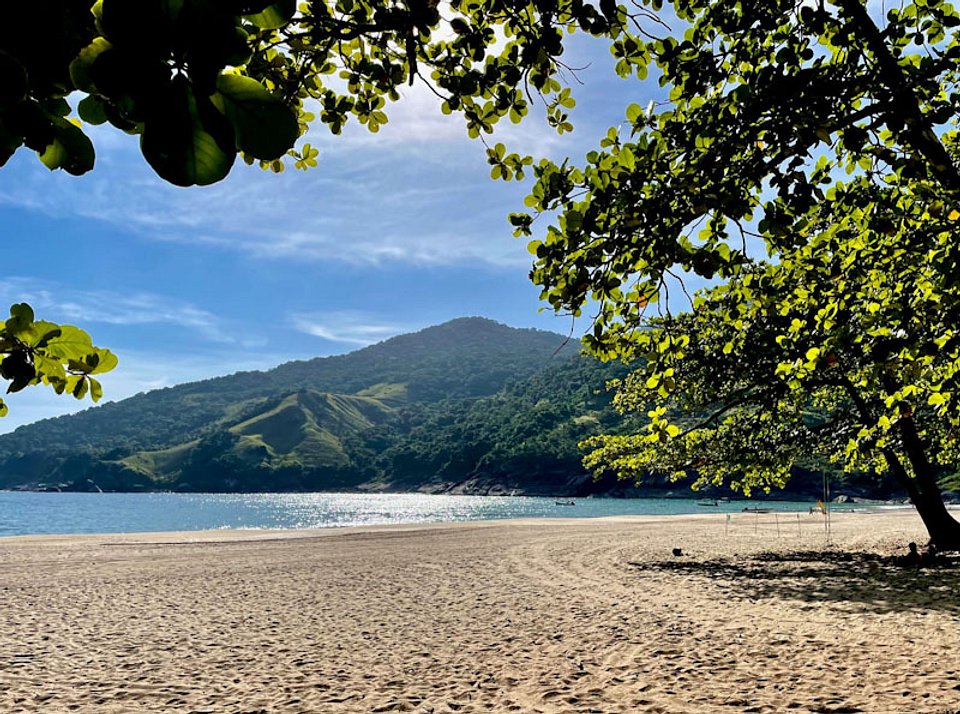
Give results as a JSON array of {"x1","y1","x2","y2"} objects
[{"x1": 0, "y1": 31, "x2": 670, "y2": 432}]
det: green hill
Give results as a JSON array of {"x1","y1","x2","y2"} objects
[
  {"x1": 0, "y1": 317, "x2": 622, "y2": 494},
  {"x1": 0, "y1": 316, "x2": 902, "y2": 499},
  {"x1": 0, "y1": 317, "x2": 569, "y2": 458}
]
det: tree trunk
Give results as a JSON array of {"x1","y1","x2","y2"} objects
[
  {"x1": 893, "y1": 418, "x2": 960, "y2": 550},
  {"x1": 909, "y1": 484, "x2": 960, "y2": 550},
  {"x1": 843, "y1": 378, "x2": 960, "y2": 549},
  {"x1": 879, "y1": 457, "x2": 960, "y2": 550}
]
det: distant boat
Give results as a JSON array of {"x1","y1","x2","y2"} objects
[
  {"x1": 696, "y1": 499, "x2": 719, "y2": 507},
  {"x1": 555, "y1": 500, "x2": 576, "y2": 506},
  {"x1": 742, "y1": 507, "x2": 772, "y2": 513}
]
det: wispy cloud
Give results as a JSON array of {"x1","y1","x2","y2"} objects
[
  {"x1": 6, "y1": 168, "x2": 505, "y2": 268},
  {"x1": 0, "y1": 40, "x2": 616, "y2": 272},
  {"x1": 306, "y1": 77, "x2": 567, "y2": 159},
  {"x1": 0, "y1": 277, "x2": 241, "y2": 344},
  {"x1": 0, "y1": 149, "x2": 535, "y2": 268},
  {"x1": 290, "y1": 311, "x2": 410, "y2": 345}
]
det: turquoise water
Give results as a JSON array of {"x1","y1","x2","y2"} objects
[
  {"x1": 0, "y1": 491, "x2": 864, "y2": 537},
  {"x1": 0, "y1": 491, "x2": 856, "y2": 536}
]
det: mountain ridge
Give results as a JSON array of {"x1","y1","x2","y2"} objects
[
  {"x1": 0, "y1": 317, "x2": 611, "y2": 494},
  {"x1": 0, "y1": 317, "x2": 906, "y2": 500},
  {"x1": 0, "y1": 317, "x2": 571, "y2": 457}
]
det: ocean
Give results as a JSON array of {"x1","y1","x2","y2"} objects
[{"x1": 0, "y1": 491, "x2": 866, "y2": 537}]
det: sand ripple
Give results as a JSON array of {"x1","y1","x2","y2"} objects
[{"x1": 0, "y1": 512, "x2": 957, "y2": 712}]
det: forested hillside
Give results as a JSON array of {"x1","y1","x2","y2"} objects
[
  {"x1": 0, "y1": 318, "x2": 625, "y2": 494},
  {"x1": 0, "y1": 318, "x2": 570, "y2": 456},
  {"x1": 0, "y1": 318, "x2": 917, "y2": 499}
]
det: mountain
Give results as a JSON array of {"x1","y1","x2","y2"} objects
[
  {"x1": 0, "y1": 317, "x2": 913, "y2": 500},
  {"x1": 0, "y1": 317, "x2": 629, "y2": 494},
  {"x1": 0, "y1": 317, "x2": 569, "y2": 455}
]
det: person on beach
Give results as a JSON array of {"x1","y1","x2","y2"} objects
[{"x1": 893, "y1": 542, "x2": 943, "y2": 567}]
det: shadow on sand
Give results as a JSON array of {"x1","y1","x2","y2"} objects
[{"x1": 629, "y1": 550, "x2": 960, "y2": 614}]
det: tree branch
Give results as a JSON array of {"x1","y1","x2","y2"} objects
[{"x1": 836, "y1": 0, "x2": 960, "y2": 191}]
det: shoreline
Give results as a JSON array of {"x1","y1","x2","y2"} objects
[
  {"x1": 2, "y1": 486, "x2": 919, "y2": 504},
  {"x1": 1, "y1": 510, "x2": 956, "y2": 712},
  {"x1": 0, "y1": 503, "x2": 921, "y2": 543},
  {"x1": 0, "y1": 490, "x2": 926, "y2": 541}
]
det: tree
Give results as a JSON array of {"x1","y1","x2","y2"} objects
[
  {"x1": 583, "y1": 180, "x2": 960, "y2": 547},
  {"x1": 0, "y1": 303, "x2": 117, "y2": 416},
  {"x1": 515, "y1": 0, "x2": 960, "y2": 547},
  {"x1": 1, "y1": 0, "x2": 643, "y2": 185}
]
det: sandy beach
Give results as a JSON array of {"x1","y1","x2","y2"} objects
[{"x1": 0, "y1": 510, "x2": 958, "y2": 713}]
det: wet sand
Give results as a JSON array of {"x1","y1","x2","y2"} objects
[{"x1": 0, "y1": 510, "x2": 958, "y2": 713}]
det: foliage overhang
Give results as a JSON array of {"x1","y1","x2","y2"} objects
[{"x1": 0, "y1": 0, "x2": 649, "y2": 186}]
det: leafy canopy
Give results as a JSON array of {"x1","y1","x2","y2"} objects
[
  {"x1": 1, "y1": 0, "x2": 645, "y2": 185},
  {"x1": 519, "y1": 0, "x2": 960, "y2": 339},
  {"x1": 506, "y1": 0, "x2": 960, "y2": 518},
  {"x1": 583, "y1": 179, "x2": 960, "y2": 497}
]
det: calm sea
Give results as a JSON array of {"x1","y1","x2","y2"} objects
[{"x1": 0, "y1": 491, "x2": 859, "y2": 537}]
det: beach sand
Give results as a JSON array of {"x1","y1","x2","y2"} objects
[{"x1": 0, "y1": 510, "x2": 958, "y2": 713}]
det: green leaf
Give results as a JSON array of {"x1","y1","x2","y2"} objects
[
  {"x1": 78, "y1": 96, "x2": 109, "y2": 126},
  {"x1": 69, "y1": 38, "x2": 113, "y2": 93},
  {"x1": 30, "y1": 353, "x2": 66, "y2": 386},
  {"x1": 14, "y1": 321, "x2": 60, "y2": 349},
  {"x1": 141, "y1": 76, "x2": 235, "y2": 186},
  {"x1": 6, "y1": 303, "x2": 34, "y2": 332},
  {"x1": 38, "y1": 119, "x2": 96, "y2": 176},
  {"x1": 72, "y1": 375, "x2": 89, "y2": 400},
  {"x1": 40, "y1": 325, "x2": 94, "y2": 361},
  {"x1": 244, "y1": 0, "x2": 296, "y2": 29},
  {"x1": 223, "y1": 27, "x2": 254, "y2": 67},
  {"x1": 89, "y1": 349, "x2": 119, "y2": 375},
  {"x1": 213, "y1": 74, "x2": 299, "y2": 160}
]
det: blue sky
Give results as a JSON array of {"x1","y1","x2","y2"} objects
[{"x1": 0, "y1": 33, "x2": 666, "y2": 431}]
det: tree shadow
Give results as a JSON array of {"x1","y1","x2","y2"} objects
[{"x1": 628, "y1": 550, "x2": 960, "y2": 614}]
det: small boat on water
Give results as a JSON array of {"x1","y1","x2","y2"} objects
[
  {"x1": 742, "y1": 507, "x2": 773, "y2": 514},
  {"x1": 696, "y1": 499, "x2": 719, "y2": 507},
  {"x1": 555, "y1": 500, "x2": 576, "y2": 506}
]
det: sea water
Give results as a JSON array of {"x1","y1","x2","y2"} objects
[{"x1": 0, "y1": 491, "x2": 876, "y2": 537}]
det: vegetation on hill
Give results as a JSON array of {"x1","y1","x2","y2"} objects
[
  {"x1": 0, "y1": 318, "x2": 913, "y2": 500},
  {"x1": 0, "y1": 318, "x2": 606, "y2": 493},
  {"x1": 0, "y1": 318, "x2": 569, "y2": 456},
  {"x1": 374, "y1": 356, "x2": 637, "y2": 493}
]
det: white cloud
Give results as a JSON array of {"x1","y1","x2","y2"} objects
[
  {"x1": 0, "y1": 140, "x2": 536, "y2": 268},
  {"x1": 290, "y1": 311, "x2": 410, "y2": 345},
  {"x1": 306, "y1": 76, "x2": 567, "y2": 160},
  {"x1": 0, "y1": 44, "x2": 607, "y2": 271},
  {"x1": 0, "y1": 277, "x2": 239, "y2": 344}
]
